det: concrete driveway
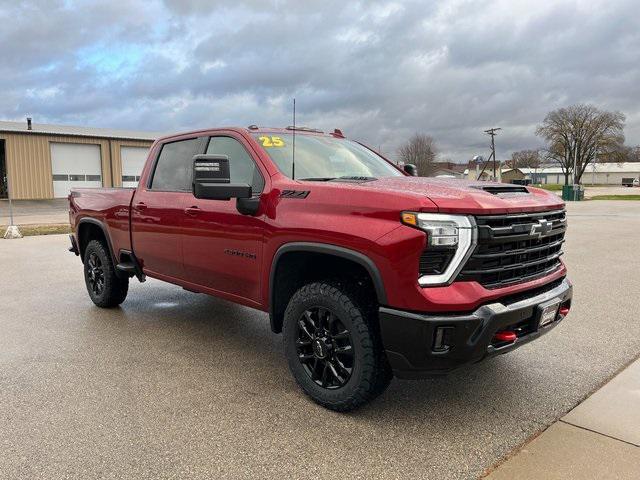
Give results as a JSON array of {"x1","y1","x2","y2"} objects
[
  {"x1": 0, "y1": 198, "x2": 69, "y2": 225},
  {"x1": 0, "y1": 201, "x2": 638, "y2": 479}
]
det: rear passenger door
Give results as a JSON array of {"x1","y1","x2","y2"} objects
[
  {"x1": 181, "y1": 134, "x2": 266, "y2": 304},
  {"x1": 131, "y1": 136, "x2": 206, "y2": 280}
]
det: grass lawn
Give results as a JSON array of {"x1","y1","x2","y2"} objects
[
  {"x1": 2, "y1": 223, "x2": 71, "y2": 236},
  {"x1": 590, "y1": 195, "x2": 640, "y2": 200},
  {"x1": 537, "y1": 184, "x2": 564, "y2": 191}
]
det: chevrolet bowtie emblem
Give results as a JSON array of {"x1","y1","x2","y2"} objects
[{"x1": 530, "y1": 219, "x2": 552, "y2": 238}]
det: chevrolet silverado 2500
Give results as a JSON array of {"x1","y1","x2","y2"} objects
[{"x1": 69, "y1": 126, "x2": 572, "y2": 411}]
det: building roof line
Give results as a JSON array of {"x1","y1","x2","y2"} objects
[{"x1": 0, "y1": 120, "x2": 161, "y2": 142}]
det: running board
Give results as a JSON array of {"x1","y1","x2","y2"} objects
[{"x1": 116, "y1": 251, "x2": 146, "y2": 283}]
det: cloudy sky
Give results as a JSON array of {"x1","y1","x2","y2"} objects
[{"x1": 2, "y1": 0, "x2": 639, "y2": 162}]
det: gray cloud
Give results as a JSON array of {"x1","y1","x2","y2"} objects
[{"x1": 1, "y1": 0, "x2": 639, "y2": 162}]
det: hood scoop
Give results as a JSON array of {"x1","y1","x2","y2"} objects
[{"x1": 470, "y1": 185, "x2": 530, "y2": 197}]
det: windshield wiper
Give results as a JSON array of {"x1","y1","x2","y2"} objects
[
  {"x1": 334, "y1": 176, "x2": 378, "y2": 182},
  {"x1": 298, "y1": 176, "x2": 378, "y2": 182},
  {"x1": 298, "y1": 177, "x2": 337, "y2": 181}
]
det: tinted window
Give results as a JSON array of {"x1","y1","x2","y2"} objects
[
  {"x1": 206, "y1": 136, "x2": 264, "y2": 193},
  {"x1": 151, "y1": 138, "x2": 201, "y2": 191}
]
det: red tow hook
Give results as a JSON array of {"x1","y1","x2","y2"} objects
[
  {"x1": 493, "y1": 330, "x2": 517, "y2": 344},
  {"x1": 559, "y1": 306, "x2": 570, "y2": 317}
]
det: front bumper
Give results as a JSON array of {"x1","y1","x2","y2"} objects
[{"x1": 379, "y1": 278, "x2": 572, "y2": 379}]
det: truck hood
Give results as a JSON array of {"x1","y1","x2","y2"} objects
[{"x1": 356, "y1": 177, "x2": 564, "y2": 214}]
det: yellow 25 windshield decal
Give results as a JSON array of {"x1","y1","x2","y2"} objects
[{"x1": 259, "y1": 136, "x2": 285, "y2": 147}]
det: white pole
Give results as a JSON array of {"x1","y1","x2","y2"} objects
[
  {"x1": 7, "y1": 183, "x2": 14, "y2": 225},
  {"x1": 3, "y1": 156, "x2": 22, "y2": 239}
]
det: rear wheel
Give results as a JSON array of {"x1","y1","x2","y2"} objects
[
  {"x1": 283, "y1": 281, "x2": 392, "y2": 411},
  {"x1": 83, "y1": 240, "x2": 128, "y2": 308}
]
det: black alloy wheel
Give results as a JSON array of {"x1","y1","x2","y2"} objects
[
  {"x1": 296, "y1": 306, "x2": 354, "y2": 389},
  {"x1": 86, "y1": 252, "x2": 105, "y2": 296},
  {"x1": 83, "y1": 240, "x2": 129, "y2": 308},
  {"x1": 283, "y1": 281, "x2": 393, "y2": 411}
]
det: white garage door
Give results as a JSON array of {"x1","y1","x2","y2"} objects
[
  {"x1": 121, "y1": 146, "x2": 149, "y2": 187},
  {"x1": 51, "y1": 143, "x2": 102, "y2": 198}
]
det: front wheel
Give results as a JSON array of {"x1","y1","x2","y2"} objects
[
  {"x1": 283, "y1": 281, "x2": 392, "y2": 411},
  {"x1": 83, "y1": 240, "x2": 129, "y2": 308}
]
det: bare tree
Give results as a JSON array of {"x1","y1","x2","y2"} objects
[
  {"x1": 397, "y1": 133, "x2": 437, "y2": 176},
  {"x1": 507, "y1": 149, "x2": 542, "y2": 170},
  {"x1": 536, "y1": 104, "x2": 625, "y2": 185},
  {"x1": 619, "y1": 145, "x2": 640, "y2": 163}
]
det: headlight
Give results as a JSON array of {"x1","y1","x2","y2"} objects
[{"x1": 402, "y1": 212, "x2": 477, "y2": 286}]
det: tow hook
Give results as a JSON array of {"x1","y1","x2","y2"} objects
[{"x1": 493, "y1": 330, "x2": 517, "y2": 344}]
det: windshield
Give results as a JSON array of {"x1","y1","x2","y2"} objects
[{"x1": 251, "y1": 133, "x2": 402, "y2": 180}]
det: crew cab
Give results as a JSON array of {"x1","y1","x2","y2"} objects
[{"x1": 69, "y1": 126, "x2": 572, "y2": 411}]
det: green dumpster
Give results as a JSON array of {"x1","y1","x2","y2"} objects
[{"x1": 562, "y1": 184, "x2": 584, "y2": 201}]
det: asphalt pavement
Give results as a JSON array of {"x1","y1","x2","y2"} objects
[{"x1": 0, "y1": 201, "x2": 639, "y2": 479}]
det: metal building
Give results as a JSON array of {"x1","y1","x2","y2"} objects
[
  {"x1": 520, "y1": 164, "x2": 640, "y2": 185},
  {"x1": 0, "y1": 119, "x2": 158, "y2": 199}
]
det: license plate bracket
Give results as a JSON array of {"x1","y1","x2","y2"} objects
[{"x1": 538, "y1": 299, "x2": 561, "y2": 328}]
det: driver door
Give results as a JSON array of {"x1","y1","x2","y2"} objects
[{"x1": 181, "y1": 134, "x2": 267, "y2": 304}]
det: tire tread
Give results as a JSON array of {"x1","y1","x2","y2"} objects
[
  {"x1": 84, "y1": 240, "x2": 128, "y2": 308},
  {"x1": 283, "y1": 280, "x2": 392, "y2": 412}
]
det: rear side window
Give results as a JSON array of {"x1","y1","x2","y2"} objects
[
  {"x1": 206, "y1": 136, "x2": 264, "y2": 193},
  {"x1": 150, "y1": 138, "x2": 202, "y2": 191}
]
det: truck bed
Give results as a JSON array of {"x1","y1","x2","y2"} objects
[{"x1": 69, "y1": 187, "x2": 136, "y2": 257}]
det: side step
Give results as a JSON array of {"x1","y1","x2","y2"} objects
[
  {"x1": 116, "y1": 262, "x2": 137, "y2": 274},
  {"x1": 116, "y1": 251, "x2": 146, "y2": 283}
]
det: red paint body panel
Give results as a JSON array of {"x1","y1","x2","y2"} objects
[
  {"x1": 69, "y1": 187, "x2": 134, "y2": 254},
  {"x1": 69, "y1": 127, "x2": 569, "y2": 317}
]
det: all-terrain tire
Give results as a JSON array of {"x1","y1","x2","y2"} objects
[
  {"x1": 283, "y1": 280, "x2": 392, "y2": 412},
  {"x1": 83, "y1": 240, "x2": 128, "y2": 308}
]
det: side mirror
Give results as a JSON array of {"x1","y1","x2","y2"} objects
[
  {"x1": 404, "y1": 164, "x2": 418, "y2": 176},
  {"x1": 192, "y1": 154, "x2": 251, "y2": 200}
]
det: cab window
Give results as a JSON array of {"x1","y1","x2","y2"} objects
[
  {"x1": 150, "y1": 138, "x2": 202, "y2": 191},
  {"x1": 206, "y1": 136, "x2": 264, "y2": 194}
]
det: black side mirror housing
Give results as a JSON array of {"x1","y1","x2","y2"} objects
[
  {"x1": 404, "y1": 164, "x2": 418, "y2": 176},
  {"x1": 192, "y1": 154, "x2": 251, "y2": 200}
]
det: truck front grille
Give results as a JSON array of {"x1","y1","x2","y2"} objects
[{"x1": 457, "y1": 209, "x2": 566, "y2": 288}]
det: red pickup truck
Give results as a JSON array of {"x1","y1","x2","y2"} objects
[{"x1": 69, "y1": 126, "x2": 572, "y2": 411}]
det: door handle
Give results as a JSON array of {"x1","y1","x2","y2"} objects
[
  {"x1": 134, "y1": 202, "x2": 147, "y2": 211},
  {"x1": 184, "y1": 206, "x2": 201, "y2": 216}
]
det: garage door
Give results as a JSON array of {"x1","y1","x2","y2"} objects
[
  {"x1": 121, "y1": 146, "x2": 149, "y2": 187},
  {"x1": 51, "y1": 143, "x2": 102, "y2": 198}
]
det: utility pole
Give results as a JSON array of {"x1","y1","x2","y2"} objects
[
  {"x1": 478, "y1": 128, "x2": 501, "y2": 181},
  {"x1": 484, "y1": 128, "x2": 501, "y2": 180}
]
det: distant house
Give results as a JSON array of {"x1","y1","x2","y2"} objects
[
  {"x1": 501, "y1": 168, "x2": 526, "y2": 183},
  {"x1": 463, "y1": 162, "x2": 525, "y2": 183},
  {"x1": 430, "y1": 167, "x2": 465, "y2": 178},
  {"x1": 424, "y1": 161, "x2": 466, "y2": 178}
]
